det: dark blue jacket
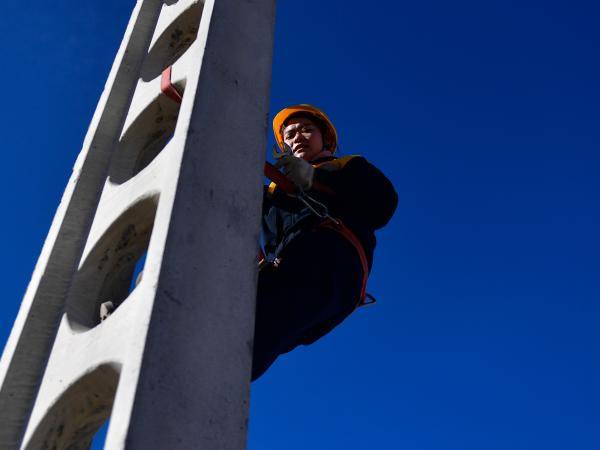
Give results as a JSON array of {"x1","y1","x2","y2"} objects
[{"x1": 262, "y1": 155, "x2": 398, "y2": 269}]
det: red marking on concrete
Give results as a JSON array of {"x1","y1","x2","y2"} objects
[{"x1": 161, "y1": 66, "x2": 183, "y2": 104}]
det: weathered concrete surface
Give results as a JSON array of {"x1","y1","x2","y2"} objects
[
  {"x1": 124, "y1": 0, "x2": 276, "y2": 447},
  {"x1": 24, "y1": 364, "x2": 120, "y2": 450},
  {"x1": 0, "y1": 1, "x2": 164, "y2": 448},
  {"x1": 1, "y1": 0, "x2": 275, "y2": 449}
]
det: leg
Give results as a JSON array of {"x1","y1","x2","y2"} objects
[{"x1": 251, "y1": 230, "x2": 362, "y2": 381}]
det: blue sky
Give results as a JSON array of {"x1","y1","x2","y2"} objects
[{"x1": 1, "y1": 1, "x2": 599, "y2": 449}]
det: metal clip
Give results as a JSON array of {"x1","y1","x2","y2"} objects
[{"x1": 297, "y1": 193, "x2": 340, "y2": 226}]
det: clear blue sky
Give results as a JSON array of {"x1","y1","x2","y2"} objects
[{"x1": 1, "y1": 1, "x2": 599, "y2": 449}]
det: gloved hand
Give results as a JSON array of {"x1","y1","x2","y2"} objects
[{"x1": 275, "y1": 154, "x2": 314, "y2": 190}]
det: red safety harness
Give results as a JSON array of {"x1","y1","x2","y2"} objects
[{"x1": 262, "y1": 161, "x2": 374, "y2": 308}]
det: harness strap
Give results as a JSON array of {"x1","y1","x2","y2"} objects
[
  {"x1": 318, "y1": 219, "x2": 370, "y2": 308},
  {"x1": 264, "y1": 162, "x2": 297, "y2": 195}
]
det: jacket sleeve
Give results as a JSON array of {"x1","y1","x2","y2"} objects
[{"x1": 312, "y1": 156, "x2": 398, "y2": 230}]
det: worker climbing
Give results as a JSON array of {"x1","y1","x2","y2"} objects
[{"x1": 253, "y1": 104, "x2": 398, "y2": 380}]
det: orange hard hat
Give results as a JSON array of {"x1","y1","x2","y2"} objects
[{"x1": 272, "y1": 104, "x2": 338, "y2": 154}]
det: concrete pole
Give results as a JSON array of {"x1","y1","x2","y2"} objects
[{"x1": 0, "y1": 0, "x2": 275, "y2": 448}]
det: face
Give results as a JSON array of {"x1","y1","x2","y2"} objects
[{"x1": 282, "y1": 116, "x2": 325, "y2": 161}]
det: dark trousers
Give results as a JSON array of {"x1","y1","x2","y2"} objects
[{"x1": 251, "y1": 229, "x2": 363, "y2": 381}]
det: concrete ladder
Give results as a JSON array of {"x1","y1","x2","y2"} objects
[{"x1": 0, "y1": 0, "x2": 275, "y2": 448}]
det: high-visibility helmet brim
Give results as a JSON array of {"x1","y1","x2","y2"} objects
[{"x1": 273, "y1": 104, "x2": 338, "y2": 154}]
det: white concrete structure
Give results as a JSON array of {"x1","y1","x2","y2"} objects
[{"x1": 0, "y1": 0, "x2": 275, "y2": 448}]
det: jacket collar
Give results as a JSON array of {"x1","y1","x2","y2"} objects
[{"x1": 309, "y1": 155, "x2": 337, "y2": 165}]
